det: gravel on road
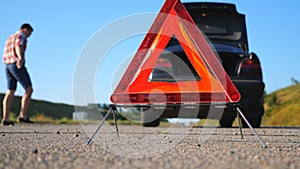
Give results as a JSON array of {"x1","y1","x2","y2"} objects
[{"x1": 0, "y1": 124, "x2": 299, "y2": 169}]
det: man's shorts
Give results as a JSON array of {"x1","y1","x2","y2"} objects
[{"x1": 5, "y1": 63, "x2": 32, "y2": 90}]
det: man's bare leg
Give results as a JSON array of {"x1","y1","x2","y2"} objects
[
  {"x1": 2, "y1": 90, "x2": 15, "y2": 121},
  {"x1": 19, "y1": 86, "x2": 33, "y2": 119}
]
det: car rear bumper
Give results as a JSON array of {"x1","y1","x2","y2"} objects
[
  {"x1": 232, "y1": 79, "x2": 265, "y2": 100},
  {"x1": 137, "y1": 79, "x2": 265, "y2": 119},
  {"x1": 232, "y1": 79, "x2": 265, "y2": 117},
  {"x1": 157, "y1": 79, "x2": 265, "y2": 118}
]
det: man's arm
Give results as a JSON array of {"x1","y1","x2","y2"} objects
[{"x1": 15, "y1": 45, "x2": 25, "y2": 69}]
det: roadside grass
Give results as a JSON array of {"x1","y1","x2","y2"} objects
[
  {"x1": 3, "y1": 113, "x2": 170, "y2": 126},
  {"x1": 196, "y1": 119, "x2": 219, "y2": 126},
  {"x1": 263, "y1": 84, "x2": 300, "y2": 126},
  {"x1": 31, "y1": 114, "x2": 80, "y2": 124}
]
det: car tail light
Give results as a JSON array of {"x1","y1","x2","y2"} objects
[{"x1": 238, "y1": 53, "x2": 262, "y2": 80}]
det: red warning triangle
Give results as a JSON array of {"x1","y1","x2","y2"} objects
[{"x1": 110, "y1": 0, "x2": 240, "y2": 104}]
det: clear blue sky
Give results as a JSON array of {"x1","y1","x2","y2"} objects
[{"x1": 0, "y1": 0, "x2": 299, "y2": 105}]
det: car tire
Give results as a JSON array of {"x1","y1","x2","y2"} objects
[
  {"x1": 141, "y1": 108, "x2": 160, "y2": 127},
  {"x1": 142, "y1": 118, "x2": 160, "y2": 127},
  {"x1": 219, "y1": 112, "x2": 236, "y2": 127},
  {"x1": 240, "y1": 103, "x2": 264, "y2": 128},
  {"x1": 241, "y1": 116, "x2": 262, "y2": 128}
]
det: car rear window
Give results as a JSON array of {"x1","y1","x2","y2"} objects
[{"x1": 149, "y1": 38, "x2": 201, "y2": 82}]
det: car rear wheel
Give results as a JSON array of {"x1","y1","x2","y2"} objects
[
  {"x1": 240, "y1": 103, "x2": 264, "y2": 128},
  {"x1": 241, "y1": 116, "x2": 262, "y2": 128},
  {"x1": 219, "y1": 111, "x2": 236, "y2": 127},
  {"x1": 141, "y1": 108, "x2": 160, "y2": 127},
  {"x1": 142, "y1": 118, "x2": 160, "y2": 127},
  {"x1": 219, "y1": 102, "x2": 264, "y2": 128}
]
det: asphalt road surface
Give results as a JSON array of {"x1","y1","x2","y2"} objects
[{"x1": 0, "y1": 124, "x2": 299, "y2": 169}]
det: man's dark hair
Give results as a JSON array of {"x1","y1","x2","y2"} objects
[{"x1": 20, "y1": 23, "x2": 34, "y2": 32}]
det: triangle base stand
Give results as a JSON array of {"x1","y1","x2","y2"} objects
[
  {"x1": 86, "y1": 104, "x2": 267, "y2": 148},
  {"x1": 228, "y1": 103, "x2": 267, "y2": 148},
  {"x1": 87, "y1": 105, "x2": 119, "y2": 145}
]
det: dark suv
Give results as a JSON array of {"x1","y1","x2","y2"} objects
[{"x1": 142, "y1": 2, "x2": 265, "y2": 127}]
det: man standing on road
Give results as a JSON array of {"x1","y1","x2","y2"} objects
[{"x1": 1, "y1": 23, "x2": 34, "y2": 126}]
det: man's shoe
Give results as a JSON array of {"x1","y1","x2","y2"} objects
[
  {"x1": 1, "y1": 120, "x2": 15, "y2": 126},
  {"x1": 17, "y1": 117, "x2": 34, "y2": 123}
]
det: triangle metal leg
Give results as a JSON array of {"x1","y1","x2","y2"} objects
[
  {"x1": 112, "y1": 110, "x2": 119, "y2": 138},
  {"x1": 236, "y1": 110, "x2": 244, "y2": 139},
  {"x1": 86, "y1": 105, "x2": 119, "y2": 144},
  {"x1": 236, "y1": 107, "x2": 267, "y2": 148}
]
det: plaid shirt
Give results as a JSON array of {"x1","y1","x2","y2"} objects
[{"x1": 3, "y1": 31, "x2": 27, "y2": 64}]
